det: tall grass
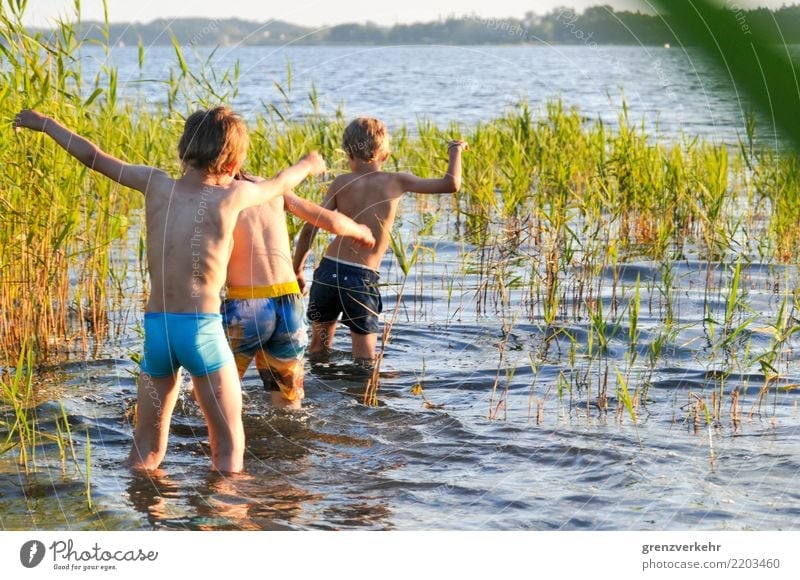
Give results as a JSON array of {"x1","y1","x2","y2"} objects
[{"x1": 1, "y1": 2, "x2": 154, "y2": 362}]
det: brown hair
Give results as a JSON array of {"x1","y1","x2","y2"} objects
[
  {"x1": 342, "y1": 117, "x2": 390, "y2": 162},
  {"x1": 178, "y1": 106, "x2": 249, "y2": 175}
]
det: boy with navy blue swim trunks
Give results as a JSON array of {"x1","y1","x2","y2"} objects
[
  {"x1": 293, "y1": 117, "x2": 468, "y2": 365},
  {"x1": 223, "y1": 174, "x2": 374, "y2": 409},
  {"x1": 14, "y1": 107, "x2": 326, "y2": 472}
]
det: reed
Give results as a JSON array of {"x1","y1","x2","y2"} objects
[
  {"x1": 0, "y1": 339, "x2": 89, "y2": 507},
  {"x1": 364, "y1": 228, "x2": 429, "y2": 406},
  {"x1": 1, "y1": 3, "x2": 153, "y2": 364},
  {"x1": 0, "y1": 340, "x2": 37, "y2": 470}
]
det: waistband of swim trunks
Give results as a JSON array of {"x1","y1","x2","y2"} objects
[
  {"x1": 226, "y1": 281, "x2": 301, "y2": 299},
  {"x1": 321, "y1": 256, "x2": 380, "y2": 275},
  {"x1": 144, "y1": 312, "x2": 222, "y2": 320}
]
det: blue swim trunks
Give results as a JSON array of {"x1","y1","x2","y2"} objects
[
  {"x1": 307, "y1": 257, "x2": 382, "y2": 335},
  {"x1": 140, "y1": 313, "x2": 234, "y2": 378},
  {"x1": 221, "y1": 283, "x2": 308, "y2": 402}
]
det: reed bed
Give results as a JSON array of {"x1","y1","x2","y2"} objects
[{"x1": 2, "y1": 1, "x2": 800, "y2": 443}]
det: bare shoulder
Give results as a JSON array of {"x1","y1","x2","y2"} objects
[
  {"x1": 226, "y1": 179, "x2": 258, "y2": 203},
  {"x1": 388, "y1": 171, "x2": 416, "y2": 182},
  {"x1": 332, "y1": 171, "x2": 403, "y2": 200},
  {"x1": 329, "y1": 173, "x2": 356, "y2": 193},
  {"x1": 386, "y1": 171, "x2": 421, "y2": 194},
  {"x1": 130, "y1": 166, "x2": 174, "y2": 195}
]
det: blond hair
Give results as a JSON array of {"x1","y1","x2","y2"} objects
[
  {"x1": 342, "y1": 117, "x2": 390, "y2": 162},
  {"x1": 178, "y1": 106, "x2": 249, "y2": 175}
]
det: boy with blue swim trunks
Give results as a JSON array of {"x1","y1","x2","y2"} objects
[
  {"x1": 224, "y1": 174, "x2": 374, "y2": 409},
  {"x1": 293, "y1": 117, "x2": 468, "y2": 365},
  {"x1": 14, "y1": 107, "x2": 326, "y2": 472}
]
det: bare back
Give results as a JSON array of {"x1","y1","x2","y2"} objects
[
  {"x1": 227, "y1": 195, "x2": 296, "y2": 287},
  {"x1": 324, "y1": 171, "x2": 406, "y2": 271},
  {"x1": 144, "y1": 176, "x2": 249, "y2": 313}
]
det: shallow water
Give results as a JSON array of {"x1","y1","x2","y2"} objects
[{"x1": 2, "y1": 232, "x2": 800, "y2": 531}]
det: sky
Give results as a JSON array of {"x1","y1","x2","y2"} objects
[{"x1": 18, "y1": 0, "x2": 796, "y2": 28}]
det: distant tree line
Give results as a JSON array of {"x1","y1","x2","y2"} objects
[{"x1": 41, "y1": 5, "x2": 800, "y2": 47}]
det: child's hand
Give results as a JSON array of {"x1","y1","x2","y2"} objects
[
  {"x1": 302, "y1": 151, "x2": 327, "y2": 176},
  {"x1": 14, "y1": 110, "x2": 49, "y2": 133},
  {"x1": 447, "y1": 140, "x2": 469, "y2": 153},
  {"x1": 354, "y1": 224, "x2": 376, "y2": 249}
]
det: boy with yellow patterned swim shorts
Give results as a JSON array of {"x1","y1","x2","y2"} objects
[{"x1": 224, "y1": 174, "x2": 374, "y2": 409}]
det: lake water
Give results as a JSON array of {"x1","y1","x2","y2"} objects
[
  {"x1": 2, "y1": 45, "x2": 799, "y2": 531},
  {"x1": 82, "y1": 44, "x2": 760, "y2": 143}
]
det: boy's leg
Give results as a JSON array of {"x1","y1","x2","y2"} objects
[
  {"x1": 272, "y1": 392, "x2": 296, "y2": 409},
  {"x1": 309, "y1": 320, "x2": 337, "y2": 355},
  {"x1": 190, "y1": 362, "x2": 245, "y2": 473},
  {"x1": 128, "y1": 371, "x2": 180, "y2": 471},
  {"x1": 256, "y1": 351, "x2": 304, "y2": 409},
  {"x1": 186, "y1": 347, "x2": 251, "y2": 405},
  {"x1": 350, "y1": 331, "x2": 378, "y2": 365},
  {"x1": 306, "y1": 262, "x2": 343, "y2": 356}
]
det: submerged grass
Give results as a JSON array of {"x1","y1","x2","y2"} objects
[
  {"x1": 0, "y1": 340, "x2": 37, "y2": 466},
  {"x1": 0, "y1": 339, "x2": 92, "y2": 506},
  {"x1": 2, "y1": 0, "x2": 800, "y2": 447}
]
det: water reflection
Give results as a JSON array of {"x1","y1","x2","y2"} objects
[
  {"x1": 188, "y1": 473, "x2": 306, "y2": 531},
  {"x1": 125, "y1": 469, "x2": 183, "y2": 530},
  {"x1": 123, "y1": 400, "x2": 398, "y2": 530}
]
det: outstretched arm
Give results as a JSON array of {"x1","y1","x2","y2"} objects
[
  {"x1": 284, "y1": 191, "x2": 374, "y2": 248},
  {"x1": 398, "y1": 140, "x2": 469, "y2": 194},
  {"x1": 238, "y1": 152, "x2": 327, "y2": 210},
  {"x1": 14, "y1": 110, "x2": 167, "y2": 193},
  {"x1": 292, "y1": 179, "x2": 343, "y2": 293}
]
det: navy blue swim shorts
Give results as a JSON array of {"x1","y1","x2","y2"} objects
[{"x1": 307, "y1": 257, "x2": 382, "y2": 335}]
